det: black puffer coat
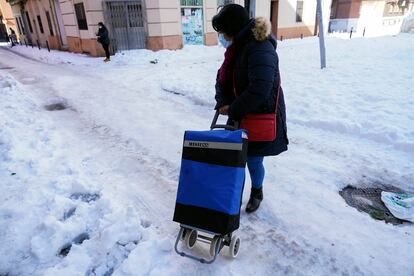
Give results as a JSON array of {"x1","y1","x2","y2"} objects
[
  {"x1": 215, "y1": 18, "x2": 288, "y2": 156},
  {"x1": 97, "y1": 25, "x2": 110, "y2": 45}
]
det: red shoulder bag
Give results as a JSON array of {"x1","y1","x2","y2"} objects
[{"x1": 237, "y1": 75, "x2": 281, "y2": 142}]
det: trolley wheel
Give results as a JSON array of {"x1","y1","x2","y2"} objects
[
  {"x1": 209, "y1": 236, "x2": 221, "y2": 257},
  {"x1": 185, "y1": 229, "x2": 198, "y2": 249},
  {"x1": 180, "y1": 227, "x2": 188, "y2": 241},
  {"x1": 229, "y1": 235, "x2": 241, "y2": 258}
]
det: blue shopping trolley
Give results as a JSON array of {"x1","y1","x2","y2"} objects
[{"x1": 173, "y1": 111, "x2": 248, "y2": 263}]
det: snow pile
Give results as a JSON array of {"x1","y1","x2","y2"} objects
[
  {"x1": 0, "y1": 74, "x2": 161, "y2": 275},
  {"x1": 285, "y1": 35, "x2": 414, "y2": 154}
]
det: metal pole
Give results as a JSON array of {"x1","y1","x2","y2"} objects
[{"x1": 316, "y1": 0, "x2": 326, "y2": 69}]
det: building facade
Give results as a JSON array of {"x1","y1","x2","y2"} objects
[
  {"x1": 3, "y1": 0, "x2": 332, "y2": 56},
  {"x1": 6, "y1": 0, "x2": 68, "y2": 51},
  {"x1": 216, "y1": 0, "x2": 331, "y2": 40},
  {"x1": 4, "y1": 0, "x2": 234, "y2": 55},
  {"x1": 329, "y1": 0, "x2": 414, "y2": 36},
  {"x1": 243, "y1": 0, "x2": 332, "y2": 40}
]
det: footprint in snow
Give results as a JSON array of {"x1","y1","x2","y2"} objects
[
  {"x1": 44, "y1": 102, "x2": 67, "y2": 111},
  {"x1": 140, "y1": 219, "x2": 152, "y2": 228},
  {"x1": 61, "y1": 206, "x2": 77, "y2": 221},
  {"x1": 59, "y1": 232, "x2": 90, "y2": 257},
  {"x1": 70, "y1": 192, "x2": 100, "y2": 203}
]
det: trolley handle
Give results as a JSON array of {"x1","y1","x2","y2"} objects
[{"x1": 210, "y1": 110, "x2": 239, "y2": 131}]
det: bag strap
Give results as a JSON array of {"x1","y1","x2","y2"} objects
[{"x1": 275, "y1": 72, "x2": 281, "y2": 115}]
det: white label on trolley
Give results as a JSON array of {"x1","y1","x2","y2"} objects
[{"x1": 184, "y1": 140, "x2": 243, "y2": 151}]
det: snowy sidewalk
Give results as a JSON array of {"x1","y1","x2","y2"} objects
[{"x1": 1, "y1": 35, "x2": 414, "y2": 275}]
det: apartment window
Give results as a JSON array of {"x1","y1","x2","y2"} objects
[
  {"x1": 296, "y1": 0, "x2": 304, "y2": 22},
  {"x1": 74, "y1": 3, "x2": 88, "y2": 30},
  {"x1": 33, "y1": 20, "x2": 37, "y2": 34},
  {"x1": 330, "y1": 0, "x2": 337, "y2": 19},
  {"x1": 25, "y1": 12, "x2": 33, "y2": 33},
  {"x1": 37, "y1": 15, "x2": 44, "y2": 33},
  {"x1": 218, "y1": 0, "x2": 233, "y2": 7},
  {"x1": 45, "y1": 11, "x2": 54, "y2": 36},
  {"x1": 181, "y1": 0, "x2": 203, "y2": 6},
  {"x1": 384, "y1": 3, "x2": 405, "y2": 16}
]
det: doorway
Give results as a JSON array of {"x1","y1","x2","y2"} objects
[
  {"x1": 0, "y1": 16, "x2": 8, "y2": 42},
  {"x1": 270, "y1": 0, "x2": 279, "y2": 37},
  {"x1": 104, "y1": 0, "x2": 147, "y2": 51}
]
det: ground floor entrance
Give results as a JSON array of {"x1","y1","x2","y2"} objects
[
  {"x1": 0, "y1": 16, "x2": 9, "y2": 42},
  {"x1": 103, "y1": 0, "x2": 146, "y2": 51}
]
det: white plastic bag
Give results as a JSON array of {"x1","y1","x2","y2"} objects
[{"x1": 381, "y1": 192, "x2": 414, "y2": 222}]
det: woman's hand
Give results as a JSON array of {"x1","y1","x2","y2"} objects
[{"x1": 219, "y1": 105, "x2": 229, "y2": 115}]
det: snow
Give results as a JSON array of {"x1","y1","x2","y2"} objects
[{"x1": 1, "y1": 34, "x2": 414, "y2": 275}]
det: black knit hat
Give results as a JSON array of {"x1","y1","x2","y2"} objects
[{"x1": 212, "y1": 4, "x2": 249, "y2": 36}]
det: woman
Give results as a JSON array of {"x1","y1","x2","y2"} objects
[
  {"x1": 9, "y1": 28, "x2": 17, "y2": 47},
  {"x1": 213, "y1": 4, "x2": 288, "y2": 213},
  {"x1": 96, "y1": 22, "x2": 110, "y2": 62}
]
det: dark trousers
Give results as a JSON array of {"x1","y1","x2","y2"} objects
[
  {"x1": 9, "y1": 36, "x2": 15, "y2": 47},
  {"x1": 102, "y1": 43, "x2": 110, "y2": 59}
]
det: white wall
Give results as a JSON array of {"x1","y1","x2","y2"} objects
[
  {"x1": 59, "y1": 0, "x2": 78, "y2": 37},
  {"x1": 204, "y1": 0, "x2": 217, "y2": 33},
  {"x1": 322, "y1": 0, "x2": 332, "y2": 33},
  {"x1": 255, "y1": 0, "x2": 271, "y2": 19},
  {"x1": 146, "y1": 0, "x2": 181, "y2": 37},
  {"x1": 278, "y1": 0, "x2": 317, "y2": 28}
]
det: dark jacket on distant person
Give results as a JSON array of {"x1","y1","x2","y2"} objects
[{"x1": 97, "y1": 25, "x2": 110, "y2": 45}]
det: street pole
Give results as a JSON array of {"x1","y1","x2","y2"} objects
[{"x1": 316, "y1": 0, "x2": 326, "y2": 69}]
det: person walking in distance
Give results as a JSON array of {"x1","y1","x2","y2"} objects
[
  {"x1": 96, "y1": 22, "x2": 111, "y2": 62},
  {"x1": 9, "y1": 28, "x2": 17, "y2": 47}
]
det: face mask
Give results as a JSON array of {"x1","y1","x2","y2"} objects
[{"x1": 218, "y1": 33, "x2": 232, "y2": 48}]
